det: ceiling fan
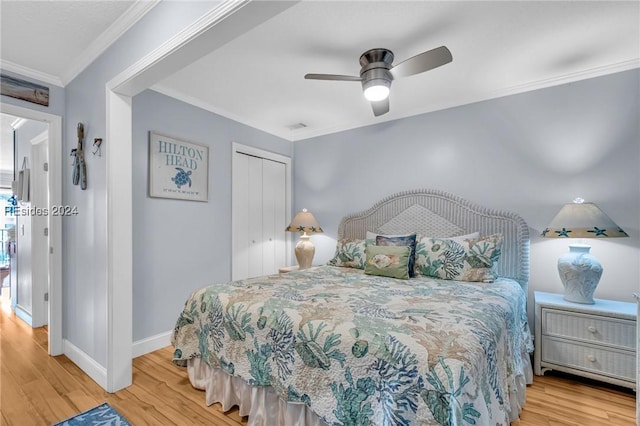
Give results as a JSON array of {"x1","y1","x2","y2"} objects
[{"x1": 305, "y1": 46, "x2": 452, "y2": 116}]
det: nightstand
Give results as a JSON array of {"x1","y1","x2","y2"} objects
[
  {"x1": 534, "y1": 291, "x2": 636, "y2": 389},
  {"x1": 278, "y1": 265, "x2": 300, "y2": 273}
]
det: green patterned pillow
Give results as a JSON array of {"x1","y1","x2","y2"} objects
[
  {"x1": 364, "y1": 244, "x2": 411, "y2": 280},
  {"x1": 327, "y1": 239, "x2": 367, "y2": 269},
  {"x1": 376, "y1": 234, "x2": 417, "y2": 278},
  {"x1": 414, "y1": 234, "x2": 503, "y2": 282}
]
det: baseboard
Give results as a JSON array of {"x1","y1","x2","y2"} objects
[
  {"x1": 132, "y1": 330, "x2": 172, "y2": 358},
  {"x1": 60, "y1": 332, "x2": 171, "y2": 391},
  {"x1": 14, "y1": 304, "x2": 33, "y2": 326},
  {"x1": 63, "y1": 339, "x2": 107, "y2": 390}
]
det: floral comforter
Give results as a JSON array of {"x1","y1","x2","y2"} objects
[{"x1": 172, "y1": 265, "x2": 533, "y2": 426}]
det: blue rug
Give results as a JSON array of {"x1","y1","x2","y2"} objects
[{"x1": 52, "y1": 402, "x2": 131, "y2": 426}]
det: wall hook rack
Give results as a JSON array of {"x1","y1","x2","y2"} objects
[
  {"x1": 71, "y1": 122, "x2": 87, "y2": 190},
  {"x1": 93, "y1": 138, "x2": 103, "y2": 156}
]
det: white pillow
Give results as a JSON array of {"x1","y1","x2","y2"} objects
[{"x1": 447, "y1": 232, "x2": 480, "y2": 243}]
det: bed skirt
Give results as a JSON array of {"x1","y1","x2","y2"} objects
[
  {"x1": 188, "y1": 358, "x2": 328, "y2": 426},
  {"x1": 187, "y1": 355, "x2": 534, "y2": 425}
]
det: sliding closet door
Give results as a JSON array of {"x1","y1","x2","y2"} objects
[
  {"x1": 261, "y1": 158, "x2": 286, "y2": 274},
  {"x1": 233, "y1": 152, "x2": 251, "y2": 280},
  {"x1": 247, "y1": 155, "x2": 264, "y2": 278},
  {"x1": 232, "y1": 147, "x2": 288, "y2": 281}
]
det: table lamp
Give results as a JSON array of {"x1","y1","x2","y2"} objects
[
  {"x1": 542, "y1": 197, "x2": 628, "y2": 304},
  {"x1": 285, "y1": 208, "x2": 323, "y2": 269}
]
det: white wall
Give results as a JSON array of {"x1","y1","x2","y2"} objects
[{"x1": 293, "y1": 69, "x2": 640, "y2": 314}]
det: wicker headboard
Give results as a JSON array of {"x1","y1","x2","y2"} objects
[{"x1": 337, "y1": 189, "x2": 530, "y2": 292}]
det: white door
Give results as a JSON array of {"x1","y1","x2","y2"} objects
[
  {"x1": 232, "y1": 144, "x2": 291, "y2": 281},
  {"x1": 30, "y1": 131, "x2": 49, "y2": 327},
  {"x1": 261, "y1": 158, "x2": 286, "y2": 274},
  {"x1": 247, "y1": 155, "x2": 264, "y2": 278}
]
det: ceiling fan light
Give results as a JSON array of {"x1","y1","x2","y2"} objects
[{"x1": 363, "y1": 79, "x2": 390, "y2": 102}]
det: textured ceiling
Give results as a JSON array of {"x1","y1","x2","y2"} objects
[
  {"x1": 0, "y1": 0, "x2": 144, "y2": 85},
  {"x1": 0, "y1": 0, "x2": 639, "y2": 149},
  {"x1": 0, "y1": 0, "x2": 153, "y2": 175}
]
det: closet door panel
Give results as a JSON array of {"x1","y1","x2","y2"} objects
[
  {"x1": 247, "y1": 156, "x2": 263, "y2": 278},
  {"x1": 232, "y1": 153, "x2": 251, "y2": 280},
  {"x1": 261, "y1": 159, "x2": 286, "y2": 275}
]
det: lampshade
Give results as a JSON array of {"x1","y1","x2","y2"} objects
[
  {"x1": 542, "y1": 198, "x2": 627, "y2": 304},
  {"x1": 542, "y1": 198, "x2": 628, "y2": 238},
  {"x1": 285, "y1": 209, "x2": 323, "y2": 234},
  {"x1": 285, "y1": 209, "x2": 323, "y2": 270}
]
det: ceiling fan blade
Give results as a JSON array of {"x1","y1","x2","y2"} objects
[
  {"x1": 389, "y1": 46, "x2": 452, "y2": 78},
  {"x1": 371, "y1": 98, "x2": 389, "y2": 117},
  {"x1": 305, "y1": 73, "x2": 362, "y2": 82}
]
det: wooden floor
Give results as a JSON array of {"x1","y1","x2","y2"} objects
[{"x1": 1, "y1": 299, "x2": 636, "y2": 425}]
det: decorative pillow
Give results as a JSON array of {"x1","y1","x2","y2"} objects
[
  {"x1": 366, "y1": 231, "x2": 414, "y2": 241},
  {"x1": 364, "y1": 244, "x2": 411, "y2": 280},
  {"x1": 414, "y1": 234, "x2": 503, "y2": 282},
  {"x1": 375, "y1": 234, "x2": 417, "y2": 277},
  {"x1": 327, "y1": 239, "x2": 367, "y2": 269},
  {"x1": 414, "y1": 232, "x2": 478, "y2": 258}
]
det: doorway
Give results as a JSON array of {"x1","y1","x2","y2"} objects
[
  {"x1": 0, "y1": 114, "x2": 19, "y2": 303},
  {"x1": 0, "y1": 105, "x2": 62, "y2": 356}
]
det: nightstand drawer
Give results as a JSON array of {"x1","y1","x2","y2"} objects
[
  {"x1": 541, "y1": 308, "x2": 636, "y2": 350},
  {"x1": 541, "y1": 336, "x2": 635, "y2": 382}
]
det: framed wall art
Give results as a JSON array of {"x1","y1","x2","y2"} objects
[
  {"x1": 1, "y1": 74, "x2": 49, "y2": 106},
  {"x1": 149, "y1": 132, "x2": 209, "y2": 202}
]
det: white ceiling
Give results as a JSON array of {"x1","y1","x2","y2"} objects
[{"x1": 1, "y1": 1, "x2": 639, "y2": 146}]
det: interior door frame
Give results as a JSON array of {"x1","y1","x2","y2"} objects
[
  {"x1": 104, "y1": 0, "x2": 297, "y2": 393},
  {"x1": 0, "y1": 103, "x2": 63, "y2": 356},
  {"x1": 231, "y1": 142, "x2": 292, "y2": 281}
]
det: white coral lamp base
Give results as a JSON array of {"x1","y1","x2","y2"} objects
[
  {"x1": 557, "y1": 244, "x2": 603, "y2": 304},
  {"x1": 295, "y1": 233, "x2": 315, "y2": 269}
]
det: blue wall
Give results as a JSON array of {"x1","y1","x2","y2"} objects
[
  {"x1": 3, "y1": 4, "x2": 638, "y2": 359},
  {"x1": 131, "y1": 89, "x2": 291, "y2": 341},
  {"x1": 62, "y1": 1, "x2": 223, "y2": 366},
  {"x1": 293, "y1": 69, "x2": 640, "y2": 305}
]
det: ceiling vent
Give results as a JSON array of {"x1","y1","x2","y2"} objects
[{"x1": 287, "y1": 122, "x2": 308, "y2": 131}]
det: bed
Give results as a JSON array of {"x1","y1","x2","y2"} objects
[{"x1": 172, "y1": 189, "x2": 533, "y2": 425}]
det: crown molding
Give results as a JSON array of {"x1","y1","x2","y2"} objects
[
  {"x1": 60, "y1": 0, "x2": 160, "y2": 86},
  {"x1": 152, "y1": 59, "x2": 640, "y2": 143},
  {"x1": 486, "y1": 58, "x2": 640, "y2": 100},
  {"x1": 0, "y1": 60, "x2": 63, "y2": 87},
  {"x1": 286, "y1": 59, "x2": 640, "y2": 141}
]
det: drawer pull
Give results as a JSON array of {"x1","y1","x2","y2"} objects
[
  {"x1": 587, "y1": 326, "x2": 597, "y2": 333},
  {"x1": 587, "y1": 355, "x2": 597, "y2": 362}
]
